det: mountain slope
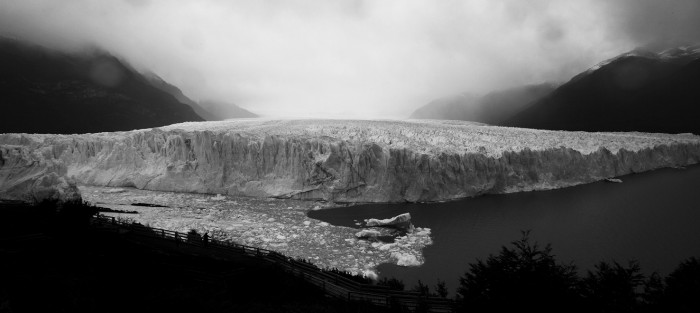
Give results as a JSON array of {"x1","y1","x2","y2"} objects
[
  {"x1": 410, "y1": 84, "x2": 555, "y2": 124},
  {"x1": 409, "y1": 93, "x2": 479, "y2": 121},
  {"x1": 505, "y1": 46, "x2": 700, "y2": 134},
  {"x1": 144, "y1": 75, "x2": 258, "y2": 120},
  {"x1": 143, "y1": 73, "x2": 218, "y2": 121},
  {"x1": 199, "y1": 100, "x2": 258, "y2": 119},
  {"x1": 0, "y1": 37, "x2": 204, "y2": 134}
]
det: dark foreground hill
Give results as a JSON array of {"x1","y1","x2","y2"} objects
[
  {"x1": 0, "y1": 37, "x2": 204, "y2": 134},
  {"x1": 410, "y1": 84, "x2": 555, "y2": 124},
  {"x1": 504, "y1": 46, "x2": 700, "y2": 134}
]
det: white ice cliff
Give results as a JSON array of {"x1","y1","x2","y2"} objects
[
  {"x1": 2, "y1": 119, "x2": 700, "y2": 203},
  {"x1": 0, "y1": 144, "x2": 81, "y2": 203}
]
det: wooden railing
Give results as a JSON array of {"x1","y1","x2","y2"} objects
[{"x1": 90, "y1": 214, "x2": 457, "y2": 312}]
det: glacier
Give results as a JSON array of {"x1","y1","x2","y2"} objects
[{"x1": 2, "y1": 119, "x2": 700, "y2": 203}]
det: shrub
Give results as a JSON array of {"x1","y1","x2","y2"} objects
[
  {"x1": 377, "y1": 277, "x2": 405, "y2": 291},
  {"x1": 581, "y1": 260, "x2": 644, "y2": 312},
  {"x1": 434, "y1": 279, "x2": 448, "y2": 298},
  {"x1": 664, "y1": 257, "x2": 700, "y2": 312},
  {"x1": 457, "y1": 231, "x2": 580, "y2": 312}
]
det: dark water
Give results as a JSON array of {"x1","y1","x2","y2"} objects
[{"x1": 308, "y1": 166, "x2": 700, "y2": 293}]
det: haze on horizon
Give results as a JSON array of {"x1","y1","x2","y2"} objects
[{"x1": 1, "y1": 0, "x2": 700, "y2": 119}]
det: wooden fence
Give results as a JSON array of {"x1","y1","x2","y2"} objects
[{"x1": 90, "y1": 214, "x2": 457, "y2": 312}]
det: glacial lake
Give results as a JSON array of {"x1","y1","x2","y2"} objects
[{"x1": 308, "y1": 165, "x2": 700, "y2": 293}]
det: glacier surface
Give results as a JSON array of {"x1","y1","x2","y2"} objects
[{"x1": 2, "y1": 119, "x2": 700, "y2": 203}]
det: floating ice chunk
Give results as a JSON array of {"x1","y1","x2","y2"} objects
[
  {"x1": 355, "y1": 229, "x2": 382, "y2": 239},
  {"x1": 413, "y1": 227, "x2": 431, "y2": 236},
  {"x1": 103, "y1": 188, "x2": 126, "y2": 194},
  {"x1": 211, "y1": 194, "x2": 226, "y2": 201},
  {"x1": 303, "y1": 221, "x2": 311, "y2": 226},
  {"x1": 391, "y1": 252, "x2": 421, "y2": 266},
  {"x1": 365, "y1": 213, "x2": 412, "y2": 230},
  {"x1": 378, "y1": 243, "x2": 394, "y2": 251},
  {"x1": 361, "y1": 269, "x2": 379, "y2": 280}
]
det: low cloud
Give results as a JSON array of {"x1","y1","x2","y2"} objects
[{"x1": 0, "y1": 0, "x2": 698, "y2": 118}]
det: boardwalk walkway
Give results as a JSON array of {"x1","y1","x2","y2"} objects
[{"x1": 90, "y1": 215, "x2": 456, "y2": 312}]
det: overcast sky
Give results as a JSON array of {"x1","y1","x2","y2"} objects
[{"x1": 1, "y1": 0, "x2": 699, "y2": 118}]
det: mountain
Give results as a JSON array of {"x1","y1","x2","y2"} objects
[
  {"x1": 410, "y1": 93, "x2": 480, "y2": 121},
  {"x1": 143, "y1": 73, "x2": 218, "y2": 121},
  {"x1": 144, "y1": 75, "x2": 258, "y2": 120},
  {"x1": 504, "y1": 46, "x2": 700, "y2": 134},
  {"x1": 410, "y1": 84, "x2": 555, "y2": 124},
  {"x1": 0, "y1": 37, "x2": 204, "y2": 134},
  {"x1": 199, "y1": 100, "x2": 258, "y2": 119}
]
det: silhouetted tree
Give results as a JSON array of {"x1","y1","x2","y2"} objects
[
  {"x1": 664, "y1": 257, "x2": 700, "y2": 312},
  {"x1": 186, "y1": 229, "x2": 202, "y2": 244},
  {"x1": 457, "y1": 231, "x2": 580, "y2": 312},
  {"x1": 641, "y1": 272, "x2": 665, "y2": 311},
  {"x1": 377, "y1": 277, "x2": 405, "y2": 291},
  {"x1": 581, "y1": 260, "x2": 644, "y2": 312},
  {"x1": 412, "y1": 280, "x2": 430, "y2": 296},
  {"x1": 412, "y1": 280, "x2": 431, "y2": 313},
  {"x1": 434, "y1": 279, "x2": 448, "y2": 298}
]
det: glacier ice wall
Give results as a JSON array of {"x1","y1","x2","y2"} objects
[
  {"x1": 2, "y1": 119, "x2": 699, "y2": 203},
  {"x1": 0, "y1": 144, "x2": 81, "y2": 204}
]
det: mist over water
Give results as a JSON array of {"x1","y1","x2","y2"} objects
[{"x1": 309, "y1": 165, "x2": 700, "y2": 293}]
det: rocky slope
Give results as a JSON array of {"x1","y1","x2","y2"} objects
[
  {"x1": 2, "y1": 119, "x2": 700, "y2": 203},
  {"x1": 505, "y1": 46, "x2": 700, "y2": 134}
]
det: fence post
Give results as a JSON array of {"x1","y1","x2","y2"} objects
[
  {"x1": 111, "y1": 216, "x2": 115, "y2": 225},
  {"x1": 161, "y1": 229, "x2": 165, "y2": 237}
]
